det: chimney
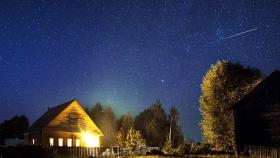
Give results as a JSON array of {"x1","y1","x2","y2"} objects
[{"x1": 47, "y1": 107, "x2": 50, "y2": 114}]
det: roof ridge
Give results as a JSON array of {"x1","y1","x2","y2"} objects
[{"x1": 49, "y1": 99, "x2": 75, "y2": 109}]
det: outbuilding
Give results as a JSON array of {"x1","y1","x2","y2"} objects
[{"x1": 232, "y1": 70, "x2": 280, "y2": 153}]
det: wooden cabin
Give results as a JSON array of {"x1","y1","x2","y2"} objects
[
  {"x1": 232, "y1": 70, "x2": 280, "y2": 153},
  {"x1": 26, "y1": 99, "x2": 103, "y2": 147}
]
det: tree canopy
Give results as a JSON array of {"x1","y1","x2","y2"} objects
[
  {"x1": 125, "y1": 127, "x2": 145, "y2": 154},
  {"x1": 169, "y1": 106, "x2": 185, "y2": 148},
  {"x1": 87, "y1": 100, "x2": 184, "y2": 148},
  {"x1": 0, "y1": 115, "x2": 29, "y2": 144},
  {"x1": 163, "y1": 106, "x2": 185, "y2": 155},
  {"x1": 87, "y1": 103, "x2": 117, "y2": 146},
  {"x1": 134, "y1": 100, "x2": 169, "y2": 147},
  {"x1": 200, "y1": 60, "x2": 264, "y2": 151},
  {"x1": 116, "y1": 113, "x2": 134, "y2": 147}
]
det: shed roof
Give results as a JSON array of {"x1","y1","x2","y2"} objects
[{"x1": 232, "y1": 70, "x2": 280, "y2": 110}]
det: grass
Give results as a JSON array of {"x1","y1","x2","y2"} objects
[{"x1": 116, "y1": 155, "x2": 250, "y2": 158}]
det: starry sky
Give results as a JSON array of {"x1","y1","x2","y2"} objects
[{"x1": 0, "y1": 0, "x2": 280, "y2": 141}]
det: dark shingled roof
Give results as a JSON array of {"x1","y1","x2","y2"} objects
[
  {"x1": 28, "y1": 99, "x2": 76, "y2": 132},
  {"x1": 232, "y1": 70, "x2": 280, "y2": 109}
]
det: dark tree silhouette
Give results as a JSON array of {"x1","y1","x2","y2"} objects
[
  {"x1": 87, "y1": 103, "x2": 117, "y2": 147},
  {"x1": 116, "y1": 113, "x2": 134, "y2": 147},
  {"x1": 135, "y1": 100, "x2": 169, "y2": 147},
  {"x1": 0, "y1": 115, "x2": 29, "y2": 144},
  {"x1": 169, "y1": 106, "x2": 185, "y2": 148}
]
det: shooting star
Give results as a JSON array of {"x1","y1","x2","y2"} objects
[
  {"x1": 220, "y1": 27, "x2": 258, "y2": 41},
  {"x1": 205, "y1": 27, "x2": 258, "y2": 46}
]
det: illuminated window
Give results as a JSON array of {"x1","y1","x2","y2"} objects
[
  {"x1": 49, "y1": 137, "x2": 54, "y2": 146},
  {"x1": 32, "y1": 139, "x2": 35, "y2": 145},
  {"x1": 76, "y1": 139, "x2": 80, "y2": 147},
  {"x1": 58, "y1": 138, "x2": 63, "y2": 146},
  {"x1": 67, "y1": 139, "x2": 72, "y2": 147}
]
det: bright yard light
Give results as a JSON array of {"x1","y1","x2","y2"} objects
[{"x1": 82, "y1": 133, "x2": 99, "y2": 147}]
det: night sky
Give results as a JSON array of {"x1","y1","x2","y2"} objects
[{"x1": 1, "y1": 0, "x2": 280, "y2": 141}]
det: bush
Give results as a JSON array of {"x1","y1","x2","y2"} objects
[
  {"x1": 183, "y1": 143, "x2": 213, "y2": 155},
  {"x1": 146, "y1": 149, "x2": 165, "y2": 156}
]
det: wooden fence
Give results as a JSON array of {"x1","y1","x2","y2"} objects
[
  {"x1": 0, "y1": 146, "x2": 116, "y2": 158},
  {"x1": 54, "y1": 147, "x2": 100, "y2": 158},
  {"x1": 248, "y1": 146, "x2": 280, "y2": 158},
  {"x1": 54, "y1": 146, "x2": 159, "y2": 158},
  {"x1": 0, "y1": 146, "x2": 157, "y2": 158}
]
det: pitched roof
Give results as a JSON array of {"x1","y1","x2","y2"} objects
[
  {"x1": 28, "y1": 99, "x2": 75, "y2": 132},
  {"x1": 232, "y1": 70, "x2": 280, "y2": 110}
]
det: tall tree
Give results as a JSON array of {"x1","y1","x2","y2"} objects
[
  {"x1": 0, "y1": 115, "x2": 29, "y2": 144},
  {"x1": 169, "y1": 106, "x2": 184, "y2": 148},
  {"x1": 135, "y1": 100, "x2": 169, "y2": 147},
  {"x1": 88, "y1": 103, "x2": 117, "y2": 147},
  {"x1": 102, "y1": 107, "x2": 117, "y2": 146},
  {"x1": 163, "y1": 106, "x2": 185, "y2": 154},
  {"x1": 116, "y1": 116, "x2": 145, "y2": 154},
  {"x1": 200, "y1": 60, "x2": 264, "y2": 151},
  {"x1": 116, "y1": 113, "x2": 134, "y2": 147},
  {"x1": 88, "y1": 102, "x2": 103, "y2": 124},
  {"x1": 125, "y1": 127, "x2": 145, "y2": 155}
]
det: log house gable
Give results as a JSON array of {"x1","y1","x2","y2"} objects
[{"x1": 47, "y1": 100, "x2": 103, "y2": 136}]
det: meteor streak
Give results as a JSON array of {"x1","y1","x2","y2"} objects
[
  {"x1": 220, "y1": 27, "x2": 258, "y2": 41},
  {"x1": 205, "y1": 27, "x2": 258, "y2": 46}
]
